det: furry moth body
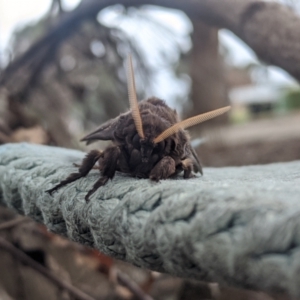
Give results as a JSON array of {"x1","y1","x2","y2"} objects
[{"x1": 46, "y1": 55, "x2": 230, "y2": 202}]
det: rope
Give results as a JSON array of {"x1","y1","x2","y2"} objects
[{"x1": 1, "y1": 143, "x2": 300, "y2": 298}]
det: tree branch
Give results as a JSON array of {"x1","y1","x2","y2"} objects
[
  {"x1": 0, "y1": 217, "x2": 29, "y2": 230},
  {"x1": 1, "y1": 143, "x2": 300, "y2": 298},
  {"x1": 116, "y1": 270, "x2": 154, "y2": 300},
  {"x1": 1, "y1": 0, "x2": 300, "y2": 84},
  {"x1": 0, "y1": 236, "x2": 96, "y2": 300}
]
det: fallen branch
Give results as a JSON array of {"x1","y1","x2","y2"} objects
[
  {"x1": 0, "y1": 217, "x2": 29, "y2": 230},
  {"x1": 116, "y1": 270, "x2": 154, "y2": 300},
  {"x1": 0, "y1": 236, "x2": 96, "y2": 300}
]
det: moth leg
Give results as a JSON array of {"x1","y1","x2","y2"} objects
[
  {"x1": 73, "y1": 163, "x2": 100, "y2": 170},
  {"x1": 181, "y1": 158, "x2": 196, "y2": 179},
  {"x1": 149, "y1": 156, "x2": 176, "y2": 181},
  {"x1": 85, "y1": 146, "x2": 120, "y2": 202},
  {"x1": 190, "y1": 146, "x2": 203, "y2": 175},
  {"x1": 85, "y1": 177, "x2": 109, "y2": 202},
  {"x1": 117, "y1": 147, "x2": 130, "y2": 173},
  {"x1": 46, "y1": 150, "x2": 103, "y2": 195},
  {"x1": 129, "y1": 149, "x2": 141, "y2": 170}
]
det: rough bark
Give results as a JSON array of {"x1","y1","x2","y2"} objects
[{"x1": 1, "y1": 143, "x2": 300, "y2": 298}]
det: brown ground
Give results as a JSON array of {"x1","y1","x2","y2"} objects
[{"x1": 197, "y1": 112, "x2": 300, "y2": 167}]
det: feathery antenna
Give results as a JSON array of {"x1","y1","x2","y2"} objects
[
  {"x1": 127, "y1": 54, "x2": 145, "y2": 139},
  {"x1": 153, "y1": 106, "x2": 231, "y2": 143}
]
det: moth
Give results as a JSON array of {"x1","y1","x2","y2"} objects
[{"x1": 46, "y1": 55, "x2": 230, "y2": 202}]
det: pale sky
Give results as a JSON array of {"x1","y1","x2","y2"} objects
[{"x1": 0, "y1": 0, "x2": 81, "y2": 55}]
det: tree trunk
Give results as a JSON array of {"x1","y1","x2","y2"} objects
[{"x1": 188, "y1": 21, "x2": 228, "y2": 126}]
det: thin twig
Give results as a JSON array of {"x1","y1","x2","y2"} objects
[
  {"x1": 0, "y1": 237, "x2": 96, "y2": 300},
  {"x1": 117, "y1": 269, "x2": 154, "y2": 300},
  {"x1": 0, "y1": 217, "x2": 29, "y2": 230}
]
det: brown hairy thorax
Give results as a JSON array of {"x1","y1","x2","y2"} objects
[{"x1": 46, "y1": 55, "x2": 230, "y2": 202}]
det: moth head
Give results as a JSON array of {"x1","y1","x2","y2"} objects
[
  {"x1": 139, "y1": 139, "x2": 153, "y2": 162},
  {"x1": 127, "y1": 54, "x2": 155, "y2": 162},
  {"x1": 127, "y1": 54, "x2": 231, "y2": 161},
  {"x1": 138, "y1": 113, "x2": 170, "y2": 162}
]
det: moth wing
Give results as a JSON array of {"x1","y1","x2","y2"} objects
[
  {"x1": 185, "y1": 143, "x2": 203, "y2": 175},
  {"x1": 81, "y1": 112, "x2": 129, "y2": 145}
]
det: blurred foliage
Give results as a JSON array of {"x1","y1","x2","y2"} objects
[
  {"x1": 283, "y1": 88, "x2": 300, "y2": 110},
  {"x1": 0, "y1": 4, "x2": 156, "y2": 148},
  {"x1": 0, "y1": 2, "x2": 193, "y2": 149},
  {"x1": 1, "y1": 0, "x2": 300, "y2": 166}
]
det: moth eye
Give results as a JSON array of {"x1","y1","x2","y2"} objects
[{"x1": 171, "y1": 139, "x2": 176, "y2": 150}]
